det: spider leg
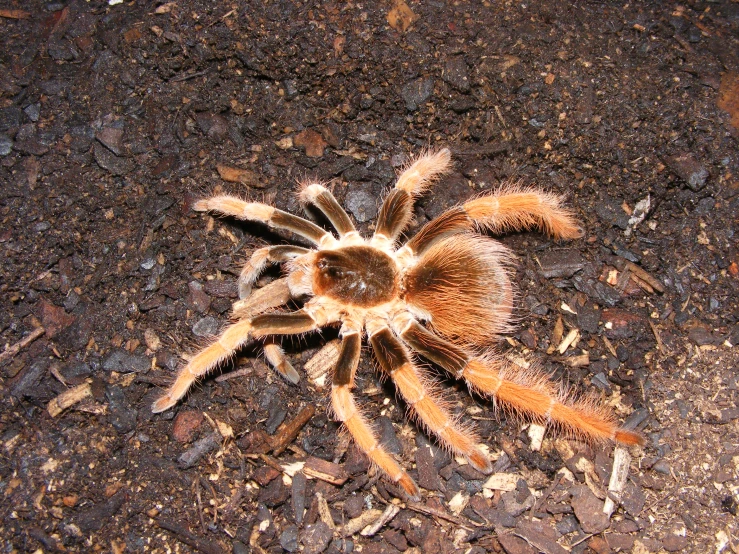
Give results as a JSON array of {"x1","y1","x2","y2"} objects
[
  {"x1": 331, "y1": 324, "x2": 420, "y2": 499},
  {"x1": 299, "y1": 184, "x2": 357, "y2": 238},
  {"x1": 368, "y1": 322, "x2": 492, "y2": 474},
  {"x1": 232, "y1": 277, "x2": 292, "y2": 320},
  {"x1": 462, "y1": 185, "x2": 583, "y2": 239},
  {"x1": 372, "y1": 149, "x2": 452, "y2": 245},
  {"x1": 152, "y1": 309, "x2": 326, "y2": 413},
  {"x1": 394, "y1": 315, "x2": 643, "y2": 446},
  {"x1": 238, "y1": 245, "x2": 309, "y2": 298},
  {"x1": 194, "y1": 195, "x2": 332, "y2": 246},
  {"x1": 264, "y1": 342, "x2": 300, "y2": 384}
]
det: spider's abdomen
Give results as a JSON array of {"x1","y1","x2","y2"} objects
[
  {"x1": 401, "y1": 234, "x2": 514, "y2": 346},
  {"x1": 313, "y1": 246, "x2": 398, "y2": 307}
]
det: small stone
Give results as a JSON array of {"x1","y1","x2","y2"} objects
[
  {"x1": 96, "y1": 126, "x2": 125, "y2": 156},
  {"x1": 187, "y1": 280, "x2": 211, "y2": 313},
  {"x1": 280, "y1": 525, "x2": 299, "y2": 553},
  {"x1": 442, "y1": 56, "x2": 471, "y2": 92},
  {"x1": 171, "y1": 410, "x2": 204, "y2": 443},
  {"x1": 195, "y1": 112, "x2": 229, "y2": 143},
  {"x1": 0, "y1": 134, "x2": 13, "y2": 156},
  {"x1": 192, "y1": 316, "x2": 218, "y2": 337},
  {"x1": 105, "y1": 385, "x2": 138, "y2": 434},
  {"x1": 401, "y1": 77, "x2": 434, "y2": 111},
  {"x1": 662, "y1": 534, "x2": 688, "y2": 552},
  {"x1": 294, "y1": 129, "x2": 328, "y2": 158},
  {"x1": 93, "y1": 142, "x2": 133, "y2": 175},
  {"x1": 103, "y1": 349, "x2": 150, "y2": 373},
  {"x1": 300, "y1": 522, "x2": 333, "y2": 554},
  {"x1": 345, "y1": 189, "x2": 378, "y2": 223},
  {"x1": 24, "y1": 103, "x2": 40, "y2": 122},
  {"x1": 687, "y1": 324, "x2": 715, "y2": 346},
  {"x1": 538, "y1": 250, "x2": 585, "y2": 279},
  {"x1": 343, "y1": 494, "x2": 364, "y2": 519},
  {"x1": 667, "y1": 152, "x2": 709, "y2": 191}
]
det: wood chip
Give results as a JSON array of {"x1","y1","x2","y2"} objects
[
  {"x1": 557, "y1": 328, "x2": 580, "y2": 354},
  {"x1": 547, "y1": 316, "x2": 564, "y2": 354},
  {"x1": 216, "y1": 164, "x2": 262, "y2": 187},
  {"x1": 482, "y1": 473, "x2": 519, "y2": 492},
  {"x1": 0, "y1": 326, "x2": 45, "y2": 365},
  {"x1": 528, "y1": 423, "x2": 546, "y2": 451},
  {"x1": 316, "y1": 492, "x2": 336, "y2": 530},
  {"x1": 303, "y1": 456, "x2": 349, "y2": 485},
  {"x1": 270, "y1": 405, "x2": 315, "y2": 456},
  {"x1": 361, "y1": 504, "x2": 400, "y2": 536},
  {"x1": 603, "y1": 446, "x2": 631, "y2": 517},
  {"x1": 47, "y1": 381, "x2": 93, "y2": 417},
  {"x1": 304, "y1": 339, "x2": 341, "y2": 387},
  {"x1": 340, "y1": 509, "x2": 383, "y2": 537}
]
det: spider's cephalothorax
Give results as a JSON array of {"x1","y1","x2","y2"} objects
[{"x1": 153, "y1": 149, "x2": 643, "y2": 499}]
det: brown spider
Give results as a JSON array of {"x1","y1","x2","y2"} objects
[{"x1": 152, "y1": 149, "x2": 642, "y2": 499}]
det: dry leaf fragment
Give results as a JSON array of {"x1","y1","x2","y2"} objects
[
  {"x1": 387, "y1": 0, "x2": 417, "y2": 33},
  {"x1": 0, "y1": 9, "x2": 31, "y2": 19},
  {"x1": 293, "y1": 129, "x2": 327, "y2": 158},
  {"x1": 216, "y1": 164, "x2": 262, "y2": 187}
]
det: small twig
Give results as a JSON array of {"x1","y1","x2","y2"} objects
[
  {"x1": 215, "y1": 367, "x2": 253, "y2": 382},
  {"x1": 271, "y1": 405, "x2": 315, "y2": 456},
  {"x1": 155, "y1": 518, "x2": 223, "y2": 554},
  {"x1": 406, "y1": 501, "x2": 478, "y2": 530},
  {"x1": 192, "y1": 477, "x2": 206, "y2": 533},
  {"x1": 0, "y1": 326, "x2": 45, "y2": 365},
  {"x1": 529, "y1": 473, "x2": 564, "y2": 516},
  {"x1": 570, "y1": 533, "x2": 594, "y2": 548}
]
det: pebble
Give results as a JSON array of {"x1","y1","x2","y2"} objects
[
  {"x1": 171, "y1": 410, "x2": 204, "y2": 443},
  {"x1": 195, "y1": 112, "x2": 229, "y2": 143},
  {"x1": 103, "y1": 349, "x2": 150, "y2": 373},
  {"x1": 187, "y1": 280, "x2": 211, "y2": 313},
  {"x1": 93, "y1": 142, "x2": 133, "y2": 175},
  {"x1": 345, "y1": 188, "x2": 378, "y2": 223},
  {"x1": 343, "y1": 494, "x2": 365, "y2": 519},
  {"x1": 0, "y1": 134, "x2": 12, "y2": 156},
  {"x1": 192, "y1": 316, "x2": 219, "y2": 337},
  {"x1": 299, "y1": 521, "x2": 332, "y2": 554},
  {"x1": 401, "y1": 77, "x2": 434, "y2": 111},
  {"x1": 538, "y1": 250, "x2": 585, "y2": 279},
  {"x1": 442, "y1": 56, "x2": 471, "y2": 92},
  {"x1": 96, "y1": 126, "x2": 125, "y2": 156},
  {"x1": 667, "y1": 153, "x2": 709, "y2": 191},
  {"x1": 24, "y1": 103, "x2": 40, "y2": 122},
  {"x1": 280, "y1": 525, "x2": 300, "y2": 552},
  {"x1": 105, "y1": 385, "x2": 138, "y2": 434}
]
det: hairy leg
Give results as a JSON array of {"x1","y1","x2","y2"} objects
[
  {"x1": 372, "y1": 149, "x2": 452, "y2": 245},
  {"x1": 463, "y1": 185, "x2": 583, "y2": 239},
  {"x1": 194, "y1": 195, "x2": 332, "y2": 246},
  {"x1": 330, "y1": 324, "x2": 420, "y2": 499},
  {"x1": 237, "y1": 245, "x2": 309, "y2": 298},
  {"x1": 299, "y1": 184, "x2": 357, "y2": 238},
  {"x1": 393, "y1": 314, "x2": 643, "y2": 446},
  {"x1": 368, "y1": 321, "x2": 492, "y2": 473},
  {"x1": 152, "y1": 309, "x2": 325, "y2": 413}
]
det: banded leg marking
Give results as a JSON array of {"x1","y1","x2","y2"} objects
[
  {"x1": 194, "y1": 195, "x2": 329, "y2": 244},
  {"x1": 370, "y1": 327, "x2": 492, "y2": 473},
  {"x1": 152, "y1": 310, "x2": 321, "y2": 413},
  {"x1": 330, "y1": 329, "x2": 419, "y2": 498},
  {"x1": 398, "y1": 320, "x2": 643, "y2": 446},
  {"x1": 300, "y1": 184, "x2": 356, "y2": 237}
]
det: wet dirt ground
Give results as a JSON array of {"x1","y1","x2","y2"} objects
[{"x1": 1, "y1": 1, "x2": 739, "y2": 552}]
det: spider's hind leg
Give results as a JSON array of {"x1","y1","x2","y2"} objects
[
  {"x1": 368, "y1": 321, "x2": 493, "y2": 474},
  {"x1": 395, "y1": 316, "x2": 643, "y2": 446}
]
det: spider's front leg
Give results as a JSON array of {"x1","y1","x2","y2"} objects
[
  {"x1": 237, "y1": 245, "x2": 309, "y2": 299},
  {"x1": 330, "y1": 322, "x2": 421, "y2": 499},
  {"x1": 367, "y1": 320, "x2": 493, "y2": 474},
  {"x1": 463, "y1": 185, "x2": 583, "y2": 239},
  {"x1": 152, "y1": 308, "x2": 329, "y2": 413}
]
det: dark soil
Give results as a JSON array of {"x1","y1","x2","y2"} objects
[{"x1": 1, "y1": 1, "x2": 738, "y2": 552}]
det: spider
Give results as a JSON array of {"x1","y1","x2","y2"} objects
[{"x1": 152, "y1": 148, "x2": 643, "y2": 499}]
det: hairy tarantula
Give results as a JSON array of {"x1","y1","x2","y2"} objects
[{"x1": 153, "y1": 149, "x2": 642, "y2": 498}]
